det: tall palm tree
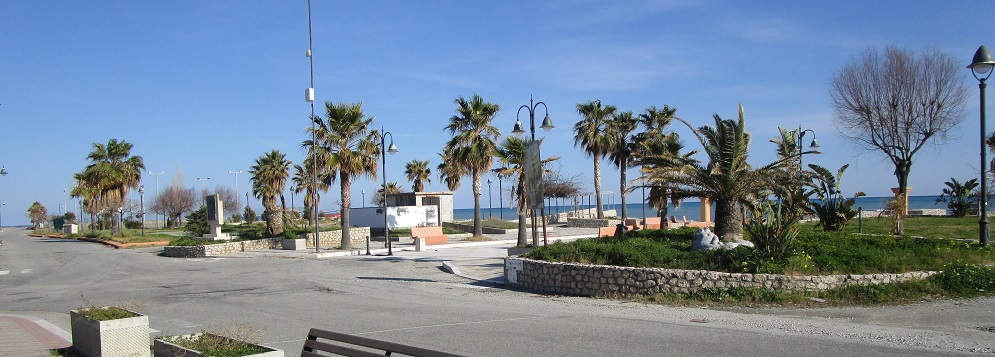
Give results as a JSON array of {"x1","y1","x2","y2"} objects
[
  {"x1": 70, "y1": 170, "x2": 102, "y2": 233},
  {"x1": 493, "y1": 137, "x2": 558, "y2": 247},
  {"x1": 250, "y1": 150, "x2": 291, "y2": 236},
  {"x1": 574, "y1": 100, "x2": 616, "y2": 219},
  {"x1": 307, "y1": 101, "x2": 379, "y2": 249},
  {"x1": 81, "y1": 139, "x2": 145, "y2": 235},
  {"x1": 404, "y1": 160, "x2": 432, "y2": 192},
  {"x1": 373, "y1": 182, "x2": 404, "y2": 206},
  {"x1": 605, "y1": 110, "x2": 639, "y2": 220},
  {"x1": 292, "y1": 160, "x2": 333, "y2": 228},
  {"x1": 442, "y1": 94, "x2": 501, "y2": 237},
  {"x1": 437, "y1": 150, "x2": 466, "y2": 192},
  {"x1": 633, "y1": 106, "x2": 684, "y2": 219},
  {"x1": 641, "y1": 104, "x2": 784, "y2": 241}
]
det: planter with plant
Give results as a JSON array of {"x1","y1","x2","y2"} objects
[
  {"x1": 281, "y1": 229, "x2": 306, "y2": 250},
  {"x1": 70, "y1": 305, "x2": 150, "y2": 357},
  {"x1": 153, "y1": 324, "x2": 283, "y2": 357}
]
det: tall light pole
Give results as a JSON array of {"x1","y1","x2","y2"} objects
[
  {"x1": 62, "y1": 188, "x2": 67, "y2": 215},
  {"x1": 197, "y1": 177, "x2": 211, "y2": 202},
  {"x1": 512, "y1": 96, "x2": 553, "y2": 246},
  {"x1": 306, "y1": 0, "x2": 321, "y2": 253},
  {"x1": 797, "y1": 127, "x2": 819, "y2": 170},
  {"x1": 245, "y1": 192, "x2": 250, "y2": 223},
  {"x1": 378, "y1": 128, "x2": 398, "y2": 255},
  {"x1": 148, "y1": 170, "x2": 164, "y2": 228},
  {"x1": 139, "y1": 185, "x2": 145, "y2": 237},
  {"x1": 1, "y1": 165, "x2": 7, "y2": 231},
  {"x1": 498, "y1": 176, "x2": 503, "y2": 220},
  {"x1": 361, "y1": 191, "x2": 365, "y2": 208},
  {"x1": 0, "y1": 202, "x2": 5, "y2": 232},
  {"x1": 970, "y1": 45, "x2": 994, "y2": 247},
  {"x1": 228, "y1": 170, "x2": 242, "y2": 212},
  {"x1": 487, "y1": 178, "x2": 492, "y2": 219}
]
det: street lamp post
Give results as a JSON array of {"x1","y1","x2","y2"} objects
[
  {"x1": 245, "y1": 192, "x2": 250, "y2": 223},
  {"x1": 378, "y1": 128, "x2": 398, "y2": 255},
  {"x1": 512, "y1": 96, "x2": 554, "y2": 246},
  {"x1": 0, "y1": 202, "x2": 5, "y2": 232},
  {"x1": 969, "y1": 45, "x2": 995, "y2": 247},
  {"x1": 498, "y1": 176, "x2": 503, "y2": 220},
  {"x1": 361, "y1": 191, "x2": 365, "y2": 208},
  {"x1": 306, "y1": 0, "x2": 321, "y2": 253},
  {"x1": 797, "y1": 127, "x2": 819, "y2": 170},
  {"x1": 487, "y1": 178, "x2": 492, "y2": 219},
  {"x1": 228, "y1": 170, "x2": 242, "y2": 212},
  {"x1": 197, "y1": 177, "x2": 211, "y2": 198},
  {"x1": 1, "y1": 165, "x2": 7, "y2": 231},
  {"x1": 148, "y1": 170, "x2": 164, "y2": 228},
  {"x1": 139, "y1": 185, "x2": 145, "y2": 237}
]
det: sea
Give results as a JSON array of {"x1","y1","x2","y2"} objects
[{"x1": 453, "y1": 195, "x2": 946, "y2": 221}]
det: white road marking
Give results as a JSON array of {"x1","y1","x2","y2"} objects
[
  {"x1": 20, "y1": 269, "x2": 31, "y2": 274},
  {"x1": 0, "y1": 270, "x2": 8, "y2": 276}
]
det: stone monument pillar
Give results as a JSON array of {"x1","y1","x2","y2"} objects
[
  {"x1": 699, "y1": 198, "x2": 712, "y2": 223},
  {"x1": 200, "y1": 194, "x2": 231, "y2": 241}
]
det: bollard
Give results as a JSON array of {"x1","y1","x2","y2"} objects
[{"x1": 858, "y1": 206, "x2": 863, "y2": 234}]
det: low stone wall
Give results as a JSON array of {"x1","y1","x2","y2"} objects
[
  {"x1": 567, "y1": 217, "x2": 621, "y2": 228},
  {"x1": 442, "y1": 222, "x2": 509, "y2": 235},
  {"x1": 300, "y1": 227, "x2": 370, "y2": 248},
  {"x1": 506, "y1": 258, "x2": 937, "y2": 298},
  {"x1": 162, "y1": 238, "x2": 281, "y2": 258}
]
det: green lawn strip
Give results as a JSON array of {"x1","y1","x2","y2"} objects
[{"x1": 799, "y1": 215, "x2": 979, "y2": 240}]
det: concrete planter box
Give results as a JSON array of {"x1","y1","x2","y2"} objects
[
  {"x1": 153, "y1": 333, "x2": 283, "y2": 357},
  {"x1": 70, "y1": 307, "x2": 150, "y2": 357},
  {"x1": 282, "y1": 238, "x2": 307, "y2": 250}
]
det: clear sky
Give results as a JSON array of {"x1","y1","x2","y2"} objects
[{"x1": 1, "y1": 1, "x2": 993, "y2": 226}]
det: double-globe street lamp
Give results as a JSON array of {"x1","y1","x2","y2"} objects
[
  {"x1": 512, "y1": 96, "x2": 553, "y2": 246},
  {"x1": 969, "y1": 45, "x2": 995, "y2": 247},
  {"x1": 376, "y1": 128, "x2": 398, "y2": 255}
]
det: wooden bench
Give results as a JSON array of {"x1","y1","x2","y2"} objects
[
  {"x1": 644, "y1": 217, "x2": 662, "y2": 230},
  {"x1": 410, "y1": 226, "x2": 448, "y2": 245},
  {"x1": 598, "y1": 226, "x2": 616, "y2": 237},
  {"x1": 303, "y1": 328, "x2": 466, "y2": 357}
]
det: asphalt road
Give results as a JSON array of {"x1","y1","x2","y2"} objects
[{"x1": 1, "y1": 228, "x2": 993, "y2": 356}]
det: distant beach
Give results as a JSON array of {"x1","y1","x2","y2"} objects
[{"x1": 454, "y1": 195, "x2": 947, "y2": 222}]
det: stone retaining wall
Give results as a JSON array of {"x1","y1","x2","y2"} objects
[
  {"x1": 162, "y1": 238, "x2": 281, "y2": 258},
  {"x1": 506, "y1": 258, "x2": 937, "y2": 298},
  {"x1": 566, "y1": 217, "x2": 621, "y2": 228},
  {"x1": 300, "y1": 227, "x2": 370, "y2": 248}
]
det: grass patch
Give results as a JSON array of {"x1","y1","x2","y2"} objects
[
  {"x1": 526, "y1": 227, "x2": 994, "y2": 275},
  {"x1": 159, "y1": 333, "x2": 265, "y2": 357},
  {"x1": 798, "y1": 215, "x2": 979, "y2": 240}
]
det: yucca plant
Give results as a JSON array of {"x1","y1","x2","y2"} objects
[
  {"x1": 935, "y1": 177, "x2": 979, "y2": 217},
  {"x1": 745, "y1": 199, "x2": 800, "y2": 264},
  {"x1": 808, "y1": 164, "x2": 858, "y2": 231}
]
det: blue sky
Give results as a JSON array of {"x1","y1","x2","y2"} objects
[{"x1": 1, "y1": 1, "x2": 993, "y2": 226}]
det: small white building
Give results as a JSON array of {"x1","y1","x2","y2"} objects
[{"x1": 386, "y1": 191, "x2": 454, "y2": 223}]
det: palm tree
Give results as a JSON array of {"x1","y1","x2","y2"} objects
[
  {"x1": 307, "y1": 101, "x2": 380, "y2": 249},
  {"x1": 70, "y1": 170, "x2": 102, "y2": 233},
  {"x1": 250, "y1": 150, "x2": 291, "y2": 236},
  {"x1": 373, "y1": 182, "x2": 404, "y2": 206},
  {"x1": 574, "y1": 100, "x2": 617, "y2": 219},
  {"x1": 442, "y1": 94, "x2": 501, "y2": 237},
  {"x1": 605, "y1": 110, "x2": 639, "y2": 220},
  {"x1": 641, "y1": 104, "x2": 783, "y2": 241},
  {"x1": 633, "y1": 106, "x2": 684, "y2": 219},
  {"x1": 80, "y1": 139, "x2": 145, "y2": 235},
  {"x1": 493, "y1": 137, "x2": 558, "y2": 246},
  {"x1": 292, "y1": 160, "x2": 333, "y2": 228},
  {"x1": 404, "y1": 160, "x2": 432, "y2": 192},
  {"x1": 437, "y1": 150, "x2": 465, "y2": 192}
]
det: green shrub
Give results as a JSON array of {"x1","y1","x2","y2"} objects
[
  {"x1": 935, "y1": 178, "x2": 979, "y2": 218},
  {"x1": 930, "y1": 262, "x2": 995, "y2": 297},
  {"x1": 808, "y1": 164, "x2": 858, "y2": 231},
  {"x1": 745, "y1": 200, "x2": 800, "y2": 263},
  {"x1": 184, "y1": 207, "x2": 208, "y2": 236}
]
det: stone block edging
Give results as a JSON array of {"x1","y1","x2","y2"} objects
[
  {"x1": 566, "y1": 217, "x2": 622, "y2": 228},
  {"x1": 506, "y1": 257, "x2": 938, "y2": 298},
  {"x1": 162, "y1": 238, "x2": 281, "y2": 258}
]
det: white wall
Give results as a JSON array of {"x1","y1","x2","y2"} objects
[{"x1": 349, "y1": 206, "x2": 439, "y2": 229}]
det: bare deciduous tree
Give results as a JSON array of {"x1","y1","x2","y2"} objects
[
  {"x1": 212, "y1": 186, "x2": 240, "y2": 216},
  {"x1": 151, "y1": 176, "x2": 196, "y2": 228},
  {"x1": 830, "y1": 46, "x2": 968, "y2": 233}
]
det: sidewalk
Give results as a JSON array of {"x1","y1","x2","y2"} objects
[{"x1": 0, "y1": 312, "x2": 71, "y2": 356}]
